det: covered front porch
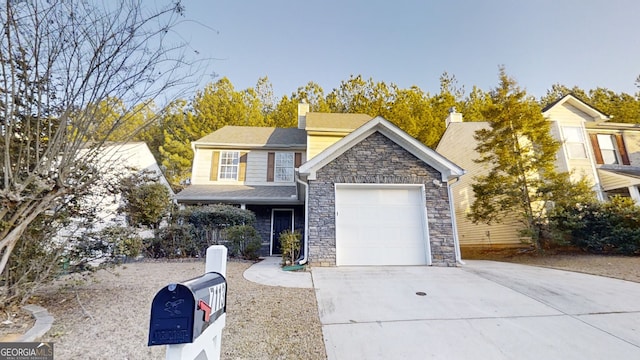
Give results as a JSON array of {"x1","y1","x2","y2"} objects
[{"x1": 598, "y1": 167, "x2": 640, "y2": 203}]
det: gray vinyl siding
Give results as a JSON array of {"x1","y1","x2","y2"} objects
[
  {"x1": 191, "y1": 148, "x2": 305, "y2": 186},
  {"x1": 245, "y1": 151, "x2": 267, "y2": 184}
]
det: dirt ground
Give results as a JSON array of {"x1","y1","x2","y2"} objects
[
  {"x1": 1, "y1": 253, "x2": 639, "y2": 358},
  {"x1": 464, "y1": 250, "x2": 640, "y2": 283},
  {"x1": 1, "y1": 259, "x2": 326, "y2": 360}
]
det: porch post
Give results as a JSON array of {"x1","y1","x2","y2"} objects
[{"x1": 628, "y1": 185, "x2": 640, "y2": 204}]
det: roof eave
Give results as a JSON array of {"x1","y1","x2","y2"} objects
[
  {"x1": 542, "y1": 94, "x2": 609, "y2": 121},
  {"x1": 176, "y1": 196, "x2": 303, "y2": 205},
  {"x1": 193, "y1": 143, "x2": 306, "y2": 150}
]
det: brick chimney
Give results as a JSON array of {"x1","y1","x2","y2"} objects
[
  {"x1": 445, "y1": 107, "x2": 463, "y2": 127},
  {"x1": 298, "y1": 102, "x2": 310, "y2": 129}
]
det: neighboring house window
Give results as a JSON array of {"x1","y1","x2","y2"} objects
[
  {"x1": 596, "y1": 134, "x2": 619, "y2": 164},
  {"x1": 562, "y1": 126, "x2": 587, "y2": 159},
  {"x1": 218, "y1": 151, "x2": 240, "y2": 180},
  {"x1": 589, "y1": 133, "x2": 630, "y2": 165},
  {"x1": 275, "y1": 152, "x2": 294, "y2": 182}
]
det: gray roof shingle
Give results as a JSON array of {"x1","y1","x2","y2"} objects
[
  {"x1": 176, "y1": 185, "x2": 301, "y2": 204},
  {"x1": 194, "y1": 126, "x2": 306, "y2": 149}
]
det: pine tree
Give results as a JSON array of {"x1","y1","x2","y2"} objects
[{"x1": 470, "y1": 68, "x2": 562, "y2": 249}]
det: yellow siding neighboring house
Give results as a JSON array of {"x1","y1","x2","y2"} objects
[
  {"x1": 621, "y1": 127, "x2": 640, "y2": 165},
  {"x1": 543, "y1": 100, "x2": 603, "y2": 192},
  {"x1": 585, "y1": 121, "x2": 640, "y2": 200},
  {"x1": 437, "y1": 120, "x2": 527, "y2": 251},
  {"x1": 438, "y1": 94, "x2": 640, "y2": 252}
]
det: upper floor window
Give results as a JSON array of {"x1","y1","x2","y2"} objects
[
  {"x1": 596, "y1": 134, "x2": 619, "y2": 164},
  {"x1": 590, "y1": 133, "x2": 630, "y2": 166},
  {"x1": 218, "y1": 151, "x2": 240, "y2": 180},
  {"x1": 267, "y1": 152, "x2": 301, "y2": 182},
  {"x1": 275, "y1": 152, "x2": 294, "y2": 182},
  {"x1": 562, "y1": 126, "x2": 587, "y2": 159}
]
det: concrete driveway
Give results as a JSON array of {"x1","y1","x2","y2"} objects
[{"x1": 312, "y1": 260, "x2": 640, "y2": 359}]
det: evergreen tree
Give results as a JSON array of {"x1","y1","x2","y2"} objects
[
  {"x1": 158, "y1": 99, "x2": 195, "y2": 186},
  {"x1": 470, "y1": 67, "x2": 563, "y2": 249},
  {"x1": 460, "y1": 85, "x2": 492, "y2": 122},
  {"x1": 588, "y1": 88, "x2": 640, "y2": 123},
  {"x1": 385, "y1": 85, "x2": 430, "y2": 141}
]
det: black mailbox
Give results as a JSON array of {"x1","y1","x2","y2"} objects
[{"x1": 148, "y1": 272, "x2": 226, "y2": 346}]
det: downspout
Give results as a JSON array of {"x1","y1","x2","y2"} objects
[
  {"x1": 295, "y1": 174, "x2": 309, "y2": 265},
  {"x1": 447, "y1": 177, "x2": 465, "y2": 265}
]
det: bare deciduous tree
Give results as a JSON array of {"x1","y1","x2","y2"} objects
[{"x1": 0, "y1": 0, "x2": 200, "y2": 282}]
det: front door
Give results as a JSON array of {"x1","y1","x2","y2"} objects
[{"x1": 271, "y1": 209, "x2": 293, "y2": 255}]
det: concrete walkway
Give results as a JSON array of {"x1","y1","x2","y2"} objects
[
  {"x1": 243, "y1": 257, "x2": 313, "y2": 288},
  {"x1": 19, "y1": 305, "x2": 54, "y2": 342}
]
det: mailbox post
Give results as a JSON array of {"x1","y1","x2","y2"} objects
[{"x1": 149, "y1": 245, "x2": 227, "y2": 360}]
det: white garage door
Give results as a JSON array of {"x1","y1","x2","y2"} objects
[{"x1": 335, "y1": 184, "x2": 430, "y2": 266}]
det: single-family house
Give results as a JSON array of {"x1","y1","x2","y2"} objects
[
  {"x1": 93, "y1": 142, "x2": 175, "y2": 227},
  {"x1": 176, "y1": 104, "x2": 465, "y2": 266},
  {"x1": 436, "y1": 94, "x2": 640, "y2": 253},
  {"x1": 57, "y1": 142, "x2": 174, "y2": 242}
]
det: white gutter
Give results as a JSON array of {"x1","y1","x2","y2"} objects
[
  {"x1": 448, "y1": 178, "x2": 465, "y2": 265},
  {"x1": 295, "y1": 174, "x2": 309, "y2": 265}
]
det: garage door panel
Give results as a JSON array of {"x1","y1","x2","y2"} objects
[
  {"x1": 338, "y1": 246, "x2": 426, "y2": 266},
  {"x1": 338, "y1": 188, "x2": 421, "y2": 205},
  {"x1": 335, "y1": 185, "x2": 429, "y2": 266}
]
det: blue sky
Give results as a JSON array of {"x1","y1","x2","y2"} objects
[{"x1": 172, "y1": 0, "x2": 640, "y2": 100}]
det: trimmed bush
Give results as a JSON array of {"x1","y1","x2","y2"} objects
[
  {"x1": 145, "y1": 223, "x2": 198, "y2": 258},
  {"x1": 226, "y1": 225, "x2": 262, "y2": 260},
  {"x1": 174, "y1": 205, "x2": 256, "y2": 251}
]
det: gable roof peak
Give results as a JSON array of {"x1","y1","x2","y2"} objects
[
  {"x1": 542, "y1": 93, "x2": 609, "y2": 121},
  {"x1": 299, "y1": 116, "x2": 464, "y2": 181}
]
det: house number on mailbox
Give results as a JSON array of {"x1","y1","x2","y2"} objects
[{"x1": 198, "y1": 283, "x2": 226, "y2": 322}]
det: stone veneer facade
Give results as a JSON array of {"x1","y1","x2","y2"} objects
[
  {"x1": 248, "y1": 205, "x2": 305, "y2": 256},
  {"x1": 307, "y1": 131, "x2": 457, "y2": 266}
]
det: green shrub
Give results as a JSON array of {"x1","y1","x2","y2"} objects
[
  {"x1": 225, "y1": 225, "x2": 262, "y2": 260},
  {"x1": 280, "y1": 230, "x2": 302, "y2": 266},
  {"x1": 148, "y1": 205, "x2": 259, "y2": 259},
  {"x1": 98, "y1": 225, "x2": 144, "y2": 259},
  {"x1": 173, "y1": 205, "x2": 256, "y2": 249},
  {"x1": 549, "y1": 196, "x2": 640, "y2": 255},
  {"x1": 145, "y1": 223, "x2": 199, "y2": 258}
]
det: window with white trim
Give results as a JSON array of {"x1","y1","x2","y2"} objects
[
  {"x1": 275, "y1": 152, "x2": 294, "y2": 182},
  {"x1": 218, "y1": 151, "x2": 240, "y2": 180},
  {"x1": 596, "y1": 134, "x2": 619, "y2": 164},
  {"x1": 562, "y1": 126, "x2": 587, "y2": 159}
]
